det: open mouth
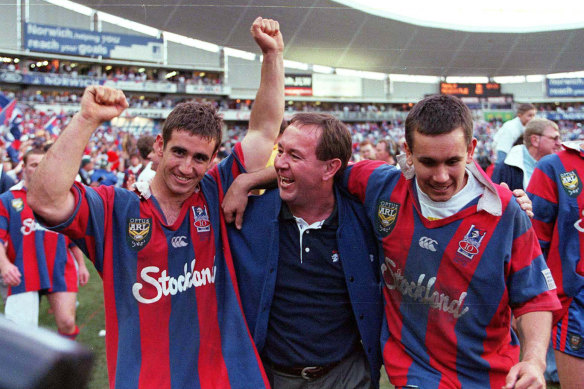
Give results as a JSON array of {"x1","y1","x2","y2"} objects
[{"x1": 278, "y1": 176, "x2": 294, "y2": 188}]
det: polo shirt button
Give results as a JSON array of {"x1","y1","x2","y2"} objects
[
  {"x1": 349, "y1": 276, "x2": 354, "y2": 282},
  {"x1": 305, "y1": 247, "x2": 310, "y2": 252}
]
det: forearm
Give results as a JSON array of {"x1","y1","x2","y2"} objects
[
  {"x1": 241, "y1": 18, "x2": 285, "y2": 171},
  {"x1": 28, "y1": 113, "x2": 95, "y2": 223},
  {"x1": 238, "y1": 166, "x2": 278, "y2": 191},
  {"x1": 516, "y1": 311, "x2": 552, "y2": 370}
]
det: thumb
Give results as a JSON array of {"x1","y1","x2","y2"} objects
[
  {"x1": 500, "y1": 182, "x2": 509, "y2": 190},
  {"x1": 235, "y1": 209, "x2": 244, "y2": 230}
]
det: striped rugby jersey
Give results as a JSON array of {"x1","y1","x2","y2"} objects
[
  {"x1": 0, "y1": 184, "x2": 77, "y2": 295},
  {"x1": 48, "y1": 144, "x2": 268, "y2": 389},
  {"x1": 528, "y1": 141, "x2": 584, "y2": 325},
  {"x1": 343, "y1": 159, "x2": 559, "y2": 388}
]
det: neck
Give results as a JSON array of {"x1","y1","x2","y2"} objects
[
  {"x1": 287, "y1": 190, "x2": 335, "y2": 225},
  {"x1": 150, "y1": 176, "x2": 189, "y2": 224},
  {"x1": 527, "y1": 146, "x2": 540, "y2": 161}
]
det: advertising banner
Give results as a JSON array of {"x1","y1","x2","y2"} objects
[
  {"x1": 24, "y1": 23, "x2": 163, "y2": 62},
  {"x1": 547, "y1": 78, "x2": 584, "y2": 97}
]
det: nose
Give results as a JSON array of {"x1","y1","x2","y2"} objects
[
  {"x1": 432, "y1": 165, "x2": 449, "y2": 183},
  {"x1": 179, "y1": 158, "x2": 195, "y2": 174},
  {"x1": 274, "y1": 153, "x2": 287, "y2": 169}
]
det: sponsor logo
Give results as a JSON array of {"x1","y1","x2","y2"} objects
[
  {"x1": 331, "y1": 250, "x2": 339, "y2": 263},
  {"x1": 419, "y1": 237, "x2": 437, "y2": 252},
  {"x1": 377, "y1": 200, "x2": 399, "y2": 237},
  {"x1": 132, "y1": 258, "x2": 215, "y2": 304},
  {"x1": 0, "y1": 71, "x2": 23, "y2": 83},
  {"x1": 20, "y1": 218, "x2": 47, "y2": 236},
  {"x1": 192, "y1": 206, "x2": 210, "y2": 232},
  {"x1": 381, "y1": 256, "x2": 469, "y2": 319},
  {"x1": 560, "y1": 170, "x2": 581, "y2": 197},
  {"x1": 455, "y1": 225, "x2": 486, "y2": 265},
  {"x1": 10, "y1": 198, "x2": 24, "y2": 212},
  {"x1": 171, "y1": 235, "x2": 188, "y2": 248},
  {"x1": 569, "y1": 334, "x2": 582, "y2": 351},
  {"x1": 126, "y1": 218, "x2": 152, "y2": 250},
  {"x1": 575, "y1": 208, "x2": 584, "y2": 233}
]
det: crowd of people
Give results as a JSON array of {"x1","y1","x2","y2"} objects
[{"x1": 0, "y1": 16, "x2": 583, "y2": 389}]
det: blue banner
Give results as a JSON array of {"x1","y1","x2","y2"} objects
[
  {"x1": 545, "y1": 112, "x2": 584, "y2": 121},
  {"x1": 547, "y1": 78, "x2": 584, "y2": 97},
  {"x1": 24, "y1": 23, "x2": 163, "y2": 62}
]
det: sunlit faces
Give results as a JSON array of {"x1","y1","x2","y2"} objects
[
  {"x1": 274, "y1": 124, "x2": 332, "y2": 213},
  {"x1": 24, "y1": 153, "x2": 44, "y2": 187},
  {"x1": 405, "y1": 127, "x2": 476, "y2": 202},
  {"x1": 534, "y1": 125, "x2": 562, "y2": 159},
  {"x1": 154, "y1": 130, "x2": 216, "y2": 199},
  {"x1": 359, "y1": 143, "x2": 376, "y2": 160},
  {"x1": 518, "y1": 109, "x2": 536, "y2": 126}
]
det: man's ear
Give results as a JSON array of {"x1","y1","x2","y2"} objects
[
  {"x1": 466, "y1": 137, "x2": 478, "y2": 164},
  {"x1": 404, "y1": 142, "x2": 413, "y2": 166},
  {"x1": 323, "y1": 158, "x2": 342, "y2": 181},
  {"x1": 154, "y1": 134, "x2": 164, "y2": 157}
]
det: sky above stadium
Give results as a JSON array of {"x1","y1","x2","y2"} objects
[{"x1": 333, "y1": 0, "x2": 584, "y2": 33}]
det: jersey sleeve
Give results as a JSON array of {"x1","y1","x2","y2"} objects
[
  {"x1": 526, "y1": 156, "x2": 559, "y2": 251},
  {"x1": 41, "y1": 182, "x2": 113, "y2": 271},
  {"x1": 341, "y1": 160, "x2": 391, "y2": 203},
  {"x1": 505, "y1": 199, "x2": 561, "y2": 316},
  {"x1": 207, "y1": 142, "x2": 246, "y2": 196},
  {"x1": 0, "y1": 197, "x2": 10, "y2": 245}
]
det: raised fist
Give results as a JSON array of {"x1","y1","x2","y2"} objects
[
  {"x1": 79, "y1": 85, "x2": 128, "y2": 128},
  {"x1": 250, "y1": 17, "x2": 284, "y2": 55}
]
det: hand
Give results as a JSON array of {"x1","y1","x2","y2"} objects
[
  {"x1": 78, "y1": 265, "x2": 90, "y2": 286},
  {"x1": 222, "y1": 177, "x2": 251, "y2": 230},
  {"x1": 0, "y1": 262, "x2": 22, "y2": 287},
  {"x1": 250, "y1": 17, "x2": 284, "y2": 54},
  {"x1": 502, "y1": 360, "x2": 545, "y2": 389},
  {"x1": 78, "y1": 86, "x2": 128, "y2": 128},
  {"x1": 501, "y1": 183, "x2": 534, "y2": 218},
  {"x1": 125, "y1": 172, "x2": 136, "y2": 189}
]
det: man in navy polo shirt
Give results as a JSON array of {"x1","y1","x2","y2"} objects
[{"x1": 224, "y1": 113, "x2": 382, "y2": 388}]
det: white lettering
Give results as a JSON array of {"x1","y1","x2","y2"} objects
[
  {"x1": 132, "y1": 259, "x2": 215, "y2": 304},
  {"x1": 20, "y1": 218, "x2": 47, "y2": 236},
  {"x1": 381, "y1": 257, "x2": 469, "y2": 319}
]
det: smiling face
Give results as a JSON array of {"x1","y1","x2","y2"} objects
[
  {"x1": 405, "y1": 127, "x2": 476, "y2": 202},
  {"x1": 274, "y1": 124, "x2": 333, "y2": 214},
  {"x1": 153, "y1": 130, "x2": 216, "y2": 201}
]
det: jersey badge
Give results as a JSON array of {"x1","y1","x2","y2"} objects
[
  {"x1": 192, "y1": 206, "x2": 211, "y2": 233},
  {"x1": 455, "y1": 224, "x2": 486, "y2": 265},
  {"x1": 377, "y1": 200, "x2": 399, "y2": 237},
  {"x1": 10, "y1": 198, "x2": 24, "y2": 212},
  {"x1": 560, "y1": 170, "x2": 581, "y2": 197},
  {"x1": 331, "y1": 250, "x2": 339, "y2": 263},
  {"x1": 127, "y1": 218, "x2": 152, "y2": 250}
]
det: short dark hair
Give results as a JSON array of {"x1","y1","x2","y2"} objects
[
  {"x1": 377, "y1": 138, "x2": 397, "y2": 156},
  {"x1": 517, "y1": 103, "x2": 535, "y2": 115},
  {"x1": 162, "y1": 102, "x2": 223, "y2": 153},
  {"x1": 23, "y1": 147, "x2": 46, "y2": 165},
  {"x1": 405, "y1": 94, "x2": 473, "y2": 151},
  {"x1": 136, "y1": 135, "x2": 155, "y2": 160},
  {"x1": 289, "y1": 113, "x2": 352, "y2": 178}
]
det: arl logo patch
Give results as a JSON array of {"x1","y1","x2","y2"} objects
[
  {"x1": 560, "y1": 170, "x2": 581, "y2": 197},
  {"x1": 455, "y1": 225, "x2": 486, "y2": 265},
  {"x1": 127, "y1": 218, "x2": 152, "y2": 250},
  {"x1": 377, "y1": 200, "x2": 399, "y2": 237},
  {"x1": 10, "y1": 198, "x2": 24, "y2": 212},
  {"x1": 192, "y1": 206, "x2": 211, "y2": 233}
]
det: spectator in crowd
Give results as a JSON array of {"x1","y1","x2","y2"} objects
[
  {"x1": 223, "y1": 113, "x2": 382, "y2": 388},
  {"x1": 27, "y1": 15, "x2": 284, "y2": 389},
  {"x1": 358, "y1": 139, "x2": 376, "y2": 160},
  {"x1": 122, "y1": 150, "x2": 144, "y2": 189},
  {"x1": 0, "y1": 148, "x2": 89, "y2": 339},
  {"x1": 527, "y1": 138, "x2": 584, "y2": 389},
  {"x1": 342, "y1": 95, "x2": 558, "y2": 388},
  {"x1": 375, "y1": 138, "x2": 398, "y2": 165},
  {"x1": 493, "y1": 118, "x2": 562, "y2": 190},
  {"x1": 90, "y1": 157, "x2": 118, "y2": 186},
  {"x1": 493, "y1": 103, "x2": 536, "y2": 163},
  {"x1": 136, "y1": 135, "x2": 157, "y2": 184}
]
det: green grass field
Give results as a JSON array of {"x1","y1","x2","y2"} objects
[{"x1": 2, "y1": 258, "x2": 561, "y2": 389}]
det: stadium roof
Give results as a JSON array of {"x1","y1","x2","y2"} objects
[{"x1": 70, "y1": 0, "x2": 584, "y2": 77}]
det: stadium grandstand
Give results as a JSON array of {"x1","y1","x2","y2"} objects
[{"x1": 1, "y1": 1, "x2": 583, "y2": 388}]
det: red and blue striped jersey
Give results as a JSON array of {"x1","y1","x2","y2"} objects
[
  {"x1": 48, "y1": 144, "x2": 268, "y2": 389},
  {"x1": 0, "y1": 184, "x2": 77, "y2": 296},
  {"x1": 343, "y1": 160, "x2": 560, "y2": 388},
  {"x1": 527, "y1": 142, "x2": 584, "y2": 324}
]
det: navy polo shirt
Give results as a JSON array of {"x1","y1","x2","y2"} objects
[{"x1": 263, "y1": 203, "x2": 360, "y2": 366}]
